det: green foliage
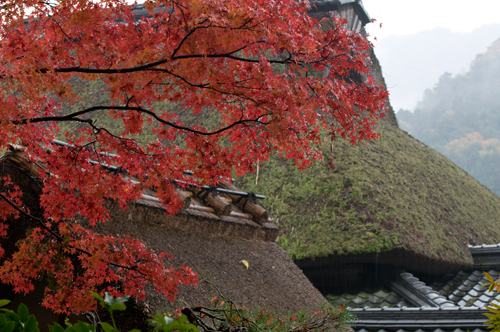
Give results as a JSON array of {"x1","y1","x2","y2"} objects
[
  {"x1": 0, "y1": 293, "x2": 186, "y2": 332},
  {"x1": 397, "y1": 38, "x2": 500, "y2": 195},
  {"x1": 150, "y1": 313, "x2": 198, "y2": 332},
  {"x1": 91, "y1": 292, "x2": 131, "y2": 331},
  {"x1": 481, "y1": 272, "x2": 500, "y2": 330},
  {"x1": 0, "y1": 294, "x2": 350, "y2": 332},
  {"x1": 0, "y1": 300, "x2": 40, "y2": 332},
  {"x1": 49, "y1": 321, "x2": 96, "y2": 332},
  {"x1": 186, "y1": 297, "x2": 354, "y2": 332}
]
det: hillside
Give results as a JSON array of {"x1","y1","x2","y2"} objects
[{"x1": 398, "y1": 38, "x2": 500, "y2": 195}]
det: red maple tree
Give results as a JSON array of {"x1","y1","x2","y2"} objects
[{"x1": 0, "y1": 0, "x2": 388, "y2": 313}]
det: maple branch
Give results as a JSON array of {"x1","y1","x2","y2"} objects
[
  {"x1": 175, "y1": 46, "x2": 290, "y2": 63},
  {"x1": 19, "y1": 41, "x2": 281, "y2": 77},
  {"x1": 90, "y1": 125, "x2": 151, "y2": 157},
  {"x1": 0, "y1": 191, "x2": 65, "y2": 242},
  {"x1": 144, "y1": 67, "x2": 267, "y2": 106},
  {"x1": 147, "y1": 68, "x2": 210, "y2": 88},
  {"x1": 0, "y1": 191, "x2": 147, "y2": 275},
  {"x1": 171, "y1": 0, "x2": 190, "y2": 34},
  {"x1": 6, "y1": 105, "x2": 270, "y2": 136},
  {"x1": 171, "y1": 27, "x2": 199, "y2": 58},
  {"x1": 6, "y1": 117, "x2": 93, "y2": 125},
  {"x1": 45, "y1": 12, "x2": 75, "y2": 42}
]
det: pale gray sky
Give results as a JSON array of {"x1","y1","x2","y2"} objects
[
  {"x1": 362, "y1": 0, "x2": 500, "y2": 42},
  {"x1": 360, "y1": 0, "x2": 500, "y2": 111}
]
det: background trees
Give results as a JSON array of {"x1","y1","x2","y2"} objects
[
  {"x1": 0, "y1": 0, "x2": 388, "y2": 313},
  {"x1": 397, "y1": 38, "x2": 500, "y2": 194}
]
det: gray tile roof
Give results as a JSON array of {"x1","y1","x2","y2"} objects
[
  {"x1": 351, "y1": 306, "x2": 489, "y2": 331},
  {"x1": 328, "y1": 288, "x2": 408, "y2": 309},
  {"x1": 358, "y1": 328, "x2": 486, "y2": 332},
  {"x1": 333, "y1": 246, "x2": 500, "y2": 331},
  {"x1": 336, "y1": 269, "x2": 498, "y2": 331},
  {"x1": 468, "y1": 244, "x2": 500, "y2": 268},
  {"x1": 392, "y1": 272, "x2": 455, "y2": 307},
  {"x1": 307, "y1": 0, "x2": 370, "y2": 27},
  {"x1": 444, "y1": 269, "x2": 500, "y2": 308}
]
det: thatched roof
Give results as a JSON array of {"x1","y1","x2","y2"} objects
[
  {"x1": 0, "y1": 147, "x2": 325, "y2": 313},
  {"x1": 95, "y1": 207, "x2": 325, "y2": 312},
  {"x1": 236, "y1": 51, "x2": 500, "y2": 275}
]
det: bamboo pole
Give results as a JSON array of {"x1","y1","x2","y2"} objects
[
  {"x1": 188, "y1": 204, "x2": 214, "y2": 213},
  {"x1": 140, "y1": 190, "x2": 191, "y2": 209},
  {"x1": 176, "y1": 189, "x2": 192, "y2": 209},
  {"x1": 217, "y1": 182, "x2": 268, "y2": 224},
  {"x1": 230, "y1": 211, "x2": 254, "y2": 220},
  {"x1": 189, "y1": 188, "x2": 232, "y2": 216}
]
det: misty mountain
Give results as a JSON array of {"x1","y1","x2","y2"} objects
[
  {"x1": 374, "y1": 24, "x2": 500, "y2": 111},
  {"x1": 397, "y1": 38, "x2": 500, "y2": 195}
]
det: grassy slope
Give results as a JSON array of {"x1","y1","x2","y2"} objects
[{"x1": 237, "y1": 119, "x2": 500, "y2": 266}]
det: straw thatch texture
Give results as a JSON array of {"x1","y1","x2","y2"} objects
[{"x1": 93, "y1": 205, "x2": 326, "y2": 312}]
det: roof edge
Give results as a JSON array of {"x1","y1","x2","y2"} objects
[
  {"x1": 296, "y1": 248, "x2": 472, "y2": 275},
  {"x1": 351, "y1": 306, "x2": 487, "y2": 330}
]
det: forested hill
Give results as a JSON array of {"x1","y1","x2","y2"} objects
[{"x1": 397, "y1": 38, "x2": 500, "y2": 195}]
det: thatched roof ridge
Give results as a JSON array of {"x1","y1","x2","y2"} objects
[
  {"x1": 0, "y1": 148, "x2": 46, "y2": 179},
  {"x1": 0, "y1": 145, "x2": 278, "y2": 242},
  {"x1": 130, "y1": 183, "x2": 279, "y2": 242}
]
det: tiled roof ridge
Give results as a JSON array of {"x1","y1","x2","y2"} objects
[
  {"x1": 390, "y1": 271, "x2": 455, "y2": 308},
  {"x1": 468, "y1": 243, "x2": 500, "y2": 268},
  {"x1": 351, "y1": 305, "x2": 485, "y2": 312},
  {"x1": 468, "y1": 243, "x2": 500, "y2": 252},
  {"x1": 351, "y1": 303, "x2": 488, "y2": 331},
  {"x1": 468, "y1": 243, "x2": 500, "y2": 248},
  {"x1": 352, "y1": 306, "x2": 488, "y2": 331}
]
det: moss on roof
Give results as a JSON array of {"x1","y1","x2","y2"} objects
[{"x1": 236, "y1": 119, "x2": 500, "y2": 268}]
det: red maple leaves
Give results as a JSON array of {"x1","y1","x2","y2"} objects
[{"x1": 0, "y1": 0, "x2": 388, "y2": 313}]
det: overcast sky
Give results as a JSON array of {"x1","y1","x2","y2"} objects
[
  {"x1": 362, "y1": 0, "x2": 500, "y2": 42},
  {"x1": 360, "y1": 0, "x2": 500, "y2": 111}
]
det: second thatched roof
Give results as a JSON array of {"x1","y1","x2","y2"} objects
[{"x1": 237, "y1": 113, "x2": 500, "y2": 275}]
